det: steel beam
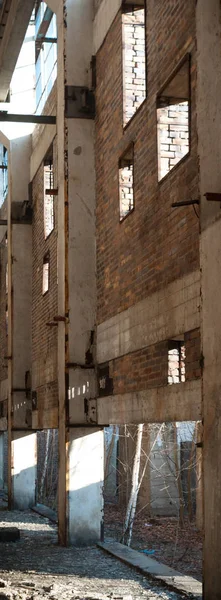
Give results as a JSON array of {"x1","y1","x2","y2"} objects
[{"x1": 0, "y1": 113, "x2": 56, "y2": 124}]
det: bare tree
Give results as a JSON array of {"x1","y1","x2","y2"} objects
[{"x1": 122, "y1": 423, "x2": 144, "y2": 546}]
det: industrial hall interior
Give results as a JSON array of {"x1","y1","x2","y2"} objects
[{"x1": 0, "y1": 0, "x2": 219, "y2": 599}]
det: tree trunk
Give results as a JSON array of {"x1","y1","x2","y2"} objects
[
  {"x1": 173, "y1": 424, "x2": 185, "y2": 528},
  {"x1": 104, "y1": 425, "x2": 117, "y2": 482},
  {"x1": 39, "y1": 429, "x2": 50, "y2": 502},
  {"x1": 122, "y1": 423, "x2": 144, "y2": 546}
]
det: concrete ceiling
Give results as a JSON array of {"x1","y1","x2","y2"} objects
[{"x1": 0, "y1": 0, "x2": 35, "y2": 101}]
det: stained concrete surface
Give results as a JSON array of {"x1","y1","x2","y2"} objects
[{"x1": 0, "y1": 507, "x2": 191, "y2": 600}]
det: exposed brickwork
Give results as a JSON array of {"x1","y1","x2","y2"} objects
[
  {"x1": 122, "y1": 8, "x2": 146, "y2": 125},
  {"x1": 109, "y1": 341, "x2": 169, "y2": 395},
  {"x1": 96, "y1": 1, "x2": 199, "y2": 325},
  {"x1": 184, "y1": 328, "x2": 201, "y2": 381},
  {"x1": 32, "y1": 135, "x2": 58, "y2": 426},
  {"x1": 104, "y1": 328, "x2": 201, "y2": 396},
  {"x1": 157, "y1": 102, "x2": 189, "y2": 180}
]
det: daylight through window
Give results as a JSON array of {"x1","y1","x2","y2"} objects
[
  {"x1": 122, "y1": 1, "x2": 146, "y2": 126},
  {"x1": 157, "y1": 57, "x2": 190, "y2": 181},
  {"x1": 119, "y1": 145, "x2": 134, "y2": 221}
]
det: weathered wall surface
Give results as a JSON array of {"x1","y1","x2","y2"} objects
[
  {"x1": 196, "y1": 0, "x2": 221, "y2": 595},
  {"x1": 96, "y1": 0, "x2": 199, "y2": 326},
  {"x1": 32, "y1": 135, "x2": 58, "y2": 429}
]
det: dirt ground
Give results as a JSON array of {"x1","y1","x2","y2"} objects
[
  {"x1": 0, "y1": 508, "x2": 189, "y2": 600},
  {"x1": 104, "y1": 505, "x2": 202, "y2": 582}
]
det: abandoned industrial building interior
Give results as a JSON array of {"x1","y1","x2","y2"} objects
[{"x1": 0, "y1": 0, "x2": 219, "y2": 598}]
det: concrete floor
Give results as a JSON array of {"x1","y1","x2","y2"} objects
[{"x1": 0, "y1": 507, "x2": 190, "y2": 600}]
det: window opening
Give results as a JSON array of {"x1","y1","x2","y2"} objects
[
  {"x1": 42, "y1": 254, "x2": 50, "y2": 295},
  {"x1": 35, "y1": 2, "x2": 57, "y2": 114},
  {"x1": 168, "y1": 340, "x2": 185, "y2": 384},
  {"x1": 157, "y1": 56, "x2": 190, "y2": 181},
  {"x1": 119, "y1": 144, "x2": 134, "y2": 221},
  {"x1": 122, "y1": 1, "x2": 146, "y2": 126},
  {"x1": 44, "y1": 148, "x2": 54, "y2": 238}
]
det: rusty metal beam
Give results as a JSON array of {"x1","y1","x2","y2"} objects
[
  {"x1": 204, "y1": 192, "x2": 221, "y2": 202},
  {"x1": 0, "y1": 113, "x2": 56, "y2": 124},
  {"x1": 172, "y1": 199, "x2": 199, "y2": 207}
]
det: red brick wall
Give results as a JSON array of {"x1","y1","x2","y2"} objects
[
  {"x1": 110, "y1": 340, "x2": 168, "y2": 394},
  {"x1": 95, "y1": 1, "x2": 199, "y2": 325},
  {"x1": 32, "y1": 135, "x2": 58, "y2": 427},
  {"x1": 104, "y1": 329, "x2": 201, "y2": 396}
]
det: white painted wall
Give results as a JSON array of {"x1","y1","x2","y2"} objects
[
  {"x1": 11, "y1": 432, "x2": 37, "y2": 509},
  {"x1": 68, "y1": 427, "x2": 104, "y2": 545}
]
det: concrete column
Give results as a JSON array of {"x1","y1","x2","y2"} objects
[
  {"x1": 196, "y1": 0, "x2": 221, "y2": 596},
  {"x1": 0, "y1": 433, "x2": 4, "y2": 488},
  {"x1": 56, "y1": 0, "x2": 100, "y2": 545},
  {"x1": 11, "y1": 432, "x2": 37, "y2": 509},
  {"x1": 68, "y1": 427, "x2": 104, "y2": 545}
]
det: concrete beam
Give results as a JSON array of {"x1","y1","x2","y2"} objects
[
  {"x1": 93, "y1": 0, "x2": 121, "y2": 54},
  {"x1": 0, "y1": 0, "x2": 35, "y2": 101},
  {"x1": 97, "y1": 380, "x2": 201, "y2": 425},
  {"x1": 97, "y1": 271, "x2": 200, "y2": 364}
]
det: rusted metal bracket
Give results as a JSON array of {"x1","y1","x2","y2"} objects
[
  {"x1": 45, "y1": 188, "x2": 58, "y2": 195},
  {"x1": 46, "y1": 322, "x2": 58, "y2": 327},
  {"x1": 171, "y1": 199, "x2": 199, "y2": 208},
  {"x1": 53, "y1": 315, "x2": 68, "y2": 323},
  {"x1": 0, "y1": 113, "x2": 56, "y2": 124},
  {"x1": 204, "y1": 193, "x2": 221, "y2": 202},
  {"x1": 65, "y1": 86, "x2": 95, "y2": 119},
  {"x1": 66, "y1": 362, "x2": 95, "y2": 370}
]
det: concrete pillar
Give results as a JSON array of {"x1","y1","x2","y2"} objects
[
  {"x1": 196, "y1": 0, "x2": 221, "y2": 596},
  {"x1": 11, "y1": 432, "x2": 37, "y2": 509},
  {"x1": 0, "y1": 433, "x2": 4, "y2": 488},
  {"x1": 68, "y1": 427, "x2": 104, "y2": 545},
  {"x1": 56, "y1": 0, "x2": 101, "y2": 545}
]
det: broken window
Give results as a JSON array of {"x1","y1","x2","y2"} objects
[
  {"x1": 42, "y1": 254, "x2": 49, "y2": 295},
  {"x1": 157, "y1": 56, "x2": 190, "y2": 181},
  {"x1": 44, "y1": 151, "x2": 54, "y2": 239},
  {"x1": 122, "y1": 1, "x2": 146, "y2": 126},
  {"x1": 119, "y1": 144, "x2": 134, "y2": 221},
  {"x1": 168, "y1": 340, "x2": 185, "y2": 384},
  {"x1": 35, "y1": 2, "x2": 57, "y2": 114}
]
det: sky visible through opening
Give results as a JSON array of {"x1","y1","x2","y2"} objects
[{"x1": 0, "y1": 3, "x2": 57, "y2": 141}]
